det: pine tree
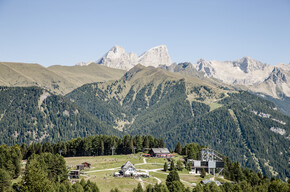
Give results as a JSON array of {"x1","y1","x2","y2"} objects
[
  {"x1": 176, "y1": 160, "x2": 183, "y2": 171},
  {"x1": 170, "y1": 160, "x2": 175, "y2": 171},
  {"x1": 174, "y1": 142, "x2": 182, "y2": 155},
  {"x1": 133, "y1": 183, "x2": 144, "y2": 192},
  {"x1": 201, "y1": 168, "x2": 206, "y2": 178},
  {"x1": 164, "y1": 162, "x2": 168, "y2": 172},
  {"x1": 0, "y1": 169, "x2": 12, "y2": 192},
  {"x1": 166, "y1": 170, "x2": 180, "y2": 187}
]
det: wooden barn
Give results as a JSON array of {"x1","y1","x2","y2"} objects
[
  {"x1": 82, "y1": 162, "x2": 91, "y2": 168},
  {"x1": 76, "y1": 164, "x2": 84, "y2": 170},
  {"x1": 149, "y1": 148, "x2": 172, "y2": 158}
]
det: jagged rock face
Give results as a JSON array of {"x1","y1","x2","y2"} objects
[
  {"x1": 252, "y1": 67, "x2": 290, "y2": 98},
  {"x1": 194, "y1": 57, "x2": 274, "y2": 85},
  {"x1": 266, "y1": 67, "x2": 287, "y2": 84},
  {"x1": 138, "y1": 45, "x2": 172, "y2": 68},
  {"x1": 160, "y1": 62, "x2": 205, "y2": 80},
  {"x1": 95, "y1": 45, "x2": 172, "y2": 70},
  {"x1": 233, "y1": 56, "x2": 268, "y2": 73},
  {"x1": 96, "y1": 45, "x2": 138, "y2": 70}
]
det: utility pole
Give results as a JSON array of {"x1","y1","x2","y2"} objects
[
  {"x1": 133, "y1": 146, "x2": 136, "y2": 154},
  {"x1": 111, "y1": 146, "x2": 115, "y2": 156}
]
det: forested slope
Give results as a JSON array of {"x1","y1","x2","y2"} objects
[
  {"x1": 66, "y1": 65, "x2": 289, "y2": 179},
  {"x1": 0, "y1": 86, "x2": 120, "y2": 145}
]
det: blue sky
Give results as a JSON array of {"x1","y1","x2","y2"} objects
[{"x1": 0, "y1": 0, "x2": 289, "y2": 67}]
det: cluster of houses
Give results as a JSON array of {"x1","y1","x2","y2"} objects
[
  {"x1": 69, "y1": 162, "x2": 91, "y2": 179},
  {"x1": 68, "y1": 147, "x2": 225, "y2": 187},
  {"x1": 69, "y1": 148, "x2": 172, "y2": 179}
]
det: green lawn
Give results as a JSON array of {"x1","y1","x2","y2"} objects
[
  {"x1": 135, "y1": 163, "x2": 163, "y2": 170},
  {"x1": 64, "y1": 154, "x2": 144, "y2": 171},
  {"x1": 64, "y1": 155, "x2": 209, "y2": 191}
]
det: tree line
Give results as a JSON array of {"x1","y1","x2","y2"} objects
[{"x1": 20, "y1": 134, "x2": 165, "y2": 160}]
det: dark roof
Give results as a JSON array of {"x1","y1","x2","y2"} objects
[{"x1": 151, "y1": 148, "x2": 170, "y2": 154}]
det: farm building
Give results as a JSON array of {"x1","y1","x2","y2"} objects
[
  {"x1": 76, "y1": 164, "x2": 84, "y2": 170},
  {"x1": 149, "y1": 148, "x2": 172, "y2": 158},
  {"x1": 82, "y1": 162, "x2": 91, "y2": 168},
  {"x1": 69, "y1": 170, "x2": 80, "y2": 179}
]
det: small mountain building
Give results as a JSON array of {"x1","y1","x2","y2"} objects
[
  {"x1": 69, "y1": 170, "x2": 80, "y2": 179},
  {"x1": 76, "y1": 164, "x2": 84, "y2": 170},
  {"x1": 114, "y1": 161, "x2": 149, "y2": 178},
  {"x1": 121, "y1": 161, "x2": 137, "y2": 176},
  {"x1": 149, "y1": 148, "x2": 171, "y2": 158},
  {"x1": 82, "y1": 162, "x2": 91, "y2": 168}
]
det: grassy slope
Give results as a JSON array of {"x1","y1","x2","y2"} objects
[
  {"x1": 0, "y1": 62, "x2": 125, "y2": 95},
  {"x1": 64, "y1": 154, "x2": 206, "y2": 192}
]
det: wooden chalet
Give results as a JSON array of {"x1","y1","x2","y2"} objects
[
  {"x1": 76, "y1": 164, "x2": 84, "y2": 170},
  {"x1": 82, "y1": 162, "x2": 91, "y2": 168},
  {"x1": 149, "y1": 148, "x2": 172, "y2": 158}
]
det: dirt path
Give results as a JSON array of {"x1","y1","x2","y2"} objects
[
  {"x1": 137, "y1": 177, "x2": 145, "y2": 189},
  {"x1": 153, "y1": 177, "x2": 161, "y2": 184}
]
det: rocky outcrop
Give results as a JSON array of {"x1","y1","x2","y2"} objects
[
  {"x1": 193, "y1": 57, "x2": 274, "y2": 85},
  {"x1": 96, "y1": 45, "x2": 138, "y2": 70},
  {"x1": 138, "y1": 45, "x2": 172, "y2": 68},
  {"x1": 95, "y1": 45, "x2": 172, "y2": 70}
]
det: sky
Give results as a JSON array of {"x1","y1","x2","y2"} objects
[{"x1": 0, "y1": 0, "x2": 289, "y2": 67}]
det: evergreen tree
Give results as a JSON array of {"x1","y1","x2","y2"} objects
[
  {"x1": 174, "y1": 142, "x2": 182, "y2": 155},
  {"x1": 176, "y1": 160, "x2": 183, "y2": 171},
  {"x1": 166, "y1": 170, "x2": 180, "y2": 187},
  {"x1": 110, "y1": 188, "x2": 121, "y2": 192},
  {"x1": 133, "y1": 183, "x2": 144, "y2": 192},
  {"x1": 167, "y1": 181, "x2": 185, "y2": 192},
  {"x1": 21, "y1": 157, "x2": 54, "y2": 192},
  {"x1": 164, "y1": 162, "x2": 168, "y2": 172},
  {"x1": 201, "y1": 168, "x2": 206, "y2": 178},
  {"x1": 170, "y1": 160, "x2": 175, "y2": 171},
  {"x1": 0, "y1": 169, "x2": 12, "y2": 192},
  {"x1": 192, "y1": 184, "x2": 203, "y2": 192}
]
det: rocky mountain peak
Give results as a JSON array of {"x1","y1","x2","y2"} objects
[
  {"x1": 195, "y1": 59, "x2": 215, "y2": 76},
  {"x1": 96, "y1": 45, "x2": 138, "y2": 70},
  {"x1": 138, "y1": 45, "x2": 172, "y2": 68},
  {"x1": 265, "y1": 67, "x2": 287, "y2": 84},
  {"x1": 95, "y1": 45, "x2": 172, "y2": 70},
  {"x1": 234, "y1": 56, "x2": 267, "y2": 73}
]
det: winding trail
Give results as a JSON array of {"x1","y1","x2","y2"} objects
[{"x1": 83, "y1": 157, "x2": 194, "y2": 187}]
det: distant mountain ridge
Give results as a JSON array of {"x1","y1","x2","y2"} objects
[{"x1": 78, "y1": 45, "x2": 172, "y2": 70}]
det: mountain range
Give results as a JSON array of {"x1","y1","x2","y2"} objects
[
  {"x1": 76, "y1": 45, "x2": 289, "y2": 115},
  {"x1": 0, "y1": 45, "x2": 289, "y2": 180}
]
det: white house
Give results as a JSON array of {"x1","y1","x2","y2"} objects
[{"x1": 121, "y1": 161, "x2": 137, "y2": 177}]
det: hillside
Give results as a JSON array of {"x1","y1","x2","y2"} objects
[
  {"x1": 0, "y1": 62, "x2": 125, "y2": 95},
  {"x1": 0, "y1": 86, "x2": 120, "y2": 145},
  {"x1": 66, "y1": 65, "x2": 289, "y2": 179}
]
